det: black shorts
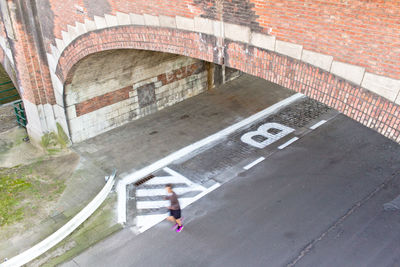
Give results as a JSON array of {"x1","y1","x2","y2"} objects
[{"x1": 169, "y1": 209, "x2": 181, "y2": 219}]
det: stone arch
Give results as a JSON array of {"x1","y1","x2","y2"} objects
[{"x1": 46, "y1": 13, "x2": 400, "y2": 143}]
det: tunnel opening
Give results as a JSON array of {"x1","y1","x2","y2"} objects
[
  {"x1": 64, "y1": 49, "x2": 241, "y2": 143},
  {"x1": 0, "y1": 64, "x2": 22, "y2": 133},
  {"x1": 0, "y1": 64, "x2": 19, "y2": 105}
]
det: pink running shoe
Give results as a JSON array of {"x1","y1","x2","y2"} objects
[
  {"x1": 171, "y1": 217, "x2": 184, "y2": 230},
  {"x1": 176, "y1": 225, "x2": 184, "y2": 232}
]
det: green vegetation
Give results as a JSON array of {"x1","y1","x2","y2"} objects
[
  {"x1": 0, "y1": 161, "x2": 66, "y2": 226},
  {"x1": 56, "y1": 123, "x2": 69, "y2": 148},
  {"x1": 0, "y1": 174, "x2": 32, "y2": 225},
  {"x1": 41, "y1": 123, "x2": 70, "y2": 151},
  {"x1": 31, "y1": 194, "x2": 122, "y2": 267}
]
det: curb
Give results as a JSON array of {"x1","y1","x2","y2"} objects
[{"x1": 1, "y1": 171, "x2": 117, "y2": 267}]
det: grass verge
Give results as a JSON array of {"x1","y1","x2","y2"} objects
[
  {"x1": 0, "y1": 161, "x2": 65, "y2": 226},
  {"x1": 28, "y1": 193, "x2": 122, "y2": 267}
]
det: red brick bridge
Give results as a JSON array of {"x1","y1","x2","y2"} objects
[{"x1": 0, "y1": 0, "x2": 399, "y2": 144}]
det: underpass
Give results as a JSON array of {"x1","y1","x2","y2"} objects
[{"x1": 64, "y1": 74, "x2": 400, "y2": 267}]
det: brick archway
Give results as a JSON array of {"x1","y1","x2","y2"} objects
[
  {"x1": 53, "y1": 22, "x2": 399, "y2": 143},
  {"x1": 57, "y1": 26, "x2": 218, "y2": 86}
]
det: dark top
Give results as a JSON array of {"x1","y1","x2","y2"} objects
[{"x1": 165, "y1": 191, "x2": 180, "y2": 210}]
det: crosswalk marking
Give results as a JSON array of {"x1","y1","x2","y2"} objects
[
  {"x1": 136, "y1": 187, "x2": 201, "y2": 197},
  {"x1": 134, "y1": 168, "x2": 220, "y2": 233},
  {"x1": 137, "y1": 198, "x2": 194, "y2": 209},
  {"x1": 144, "y1": 176, "x2": 184, "y2": 185},
  {"x1": 164, "y1": 167, "x2": 206, "y2": 189}
]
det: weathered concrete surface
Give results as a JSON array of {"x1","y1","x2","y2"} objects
[
  {"x1": 1, "y1": 74, "x2": 293, "y2": 264},
  {"x1": 73, "y1": 74, "x2": 294, "y2": 175},
  {"x1": 0, "y1": 104, "x2": 17, "y2": 133},
  {"x1": 65, "y1": 50, "x2": 209, "y2": 143}
]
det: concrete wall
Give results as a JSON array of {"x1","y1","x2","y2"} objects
[{"x1": 65, "y1": 50, "x2": 208, "y2": 143}]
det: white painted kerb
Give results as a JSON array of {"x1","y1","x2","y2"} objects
[
  {"x1": 1, "y1": 174, "x2": 116, "y2": 267},
  {"x1": 117, "y1": 93, "x2": 305, "y2": 224}
]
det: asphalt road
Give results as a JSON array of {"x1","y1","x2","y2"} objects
[{"x1": 63, "y1": 114, "x2": 400, "y2": 267}]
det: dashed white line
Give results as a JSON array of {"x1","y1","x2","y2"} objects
[
  {"x1": 310, "y1": 120, "x2": 327, "y2": 130},
  {"x1": 278, "y1": 137, "x2": 299, "y2": 149},
  {"x1": 243, "y1": 157, "x2": 265, "y2": 170}
]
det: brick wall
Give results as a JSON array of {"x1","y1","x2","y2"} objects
[
  {"x1": 39, "y1": 0, "x2": 400, "y2": 81},
  {"x1": 0, "y1": 0, "x2": 399, "y2": 144},
  {"x1": 65, "y1": 49, "x2": 208, "y2": 142},
  {"x1": 225, "y1": 41, "x2": 400, "y2": 141}
]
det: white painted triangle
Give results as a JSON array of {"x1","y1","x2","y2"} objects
[{"x1": 136, "y1": 213, "x2": 168, "y2": 233}]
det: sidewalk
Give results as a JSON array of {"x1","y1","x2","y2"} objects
[
  {"x1": 73, "y1": 74, "x2": 294, "y2": 176},
  {"x1": 3, "y1": 74, "x2": 295, "y2": 265}
]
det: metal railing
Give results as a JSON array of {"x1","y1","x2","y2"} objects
[
  {"x1": 0, "y1": 81, "x2": 19, "y2": 104},
  {"x1": 13, "y1": 100, "x2": 27, "y2": 128}
]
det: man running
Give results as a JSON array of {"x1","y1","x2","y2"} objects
[{"x1": 165, "y1": 184, "x2": 183, "y2": 232}]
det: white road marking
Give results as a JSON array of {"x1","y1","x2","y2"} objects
[
  {"x1": 163, "y1": 167, "x2": 206, "y2": 189},
  {"x1": 133, "y1": 169, "x2": 220, "y2": 233},
  {"x1": 138, "y1": 197, "x2": 199, "y2": 209},
  {"x1": 310, "y1": 120, "x2": 327, "y2": 130},
  {"x1": 136, "y1": 187, "x2": 200, "y2": 197},
  {"x1": 278, "y1": 137, "x2": 299, "y2": 149},
  {"x1": 135, "y1": 183, "x2": 221, "y2": 233},
  {"x1": 145, "y1": 176, "x2": 186, "y2": 185},
  {"x1": 135, "y1": 213, "x2": 169, "y2": 233},
  {"x1": 118, "y1": 93, "x2": 304, "y2": 224},
  {"x1": 241, "y1": 122, "x2": 294, "y2": 148},
  {"x1": 243, "y1": 157, "x2": 265, "y2": 170}
]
